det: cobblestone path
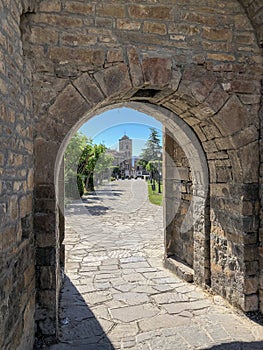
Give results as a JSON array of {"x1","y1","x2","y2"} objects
[{"x1": 48, "y1": 180, "x2": 263, "y2": 349}]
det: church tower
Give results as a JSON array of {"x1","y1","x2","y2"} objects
[{"x1": 119, "y1": 134, "x2": 132, "y2": 177}]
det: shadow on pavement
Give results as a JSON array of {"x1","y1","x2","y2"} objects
[
  {"x1": 205, "y1": 341, "x2": 263, "y2": 350},
  {"x1": 66, "y1": 200, "x2": 110, "y2": 216},
  {"x1": 84, "y1": 205, "x2": 110, "y2": 216},
  {"x1": 47, "y1": 275, "x2": 115, "y2": 350},
  {"x1": 245, "y1": 311, "x2": 263, "y2": 326}
]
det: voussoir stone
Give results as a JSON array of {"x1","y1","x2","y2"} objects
[{"x1": 94, "y1": 63, "x2": 132, "y2": 97}]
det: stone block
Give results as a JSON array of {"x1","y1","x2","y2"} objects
[
  {"x1": 244, "y1": 276, "x2": 259, "y2": 294},
  {"x1": 95, "y1": 17, "x2": 113, "y2": 28},
  {"x1": 178, "y1": 167, "x2": 190, "y2": 181},
  {"x1": 143, "y1": 21, "x2": 167, "y2": 35},
  {"x1": 39, "y1": 266, "x2": 56, "y2": 289},
  {"x1": 48, "y1": 84, "x2": 90, "y2": 127},
  {"x1": 168, "y1": 22, "x2": 200, "y2": 37},
  {"x1": 127, "y1": 46, "x2": 144, "y2": 87},
  {"x1": 34, "y1": 198, "x2": 56, "y2": 214},
  {"x1": 9, "y1": 195, "x2": 18, "y2": 221},
  {"x1": 96, "y1": 4, "x2": 125, "y2": 17},
  {"x1": 107, "y1": 48, "x2": 123, "y2": 63},
  {"x1": 60, "y1": 33, "x2": 97, "y2": 47},
  {"x1": 245, "y1": 260, "x2": 259, "y2": 276},
  {"x1": 213, "y1": 95, "x2": 250, "y2": 137},
  {"x1": 36, "y1": 247, "x2": 56, "y2": 266},
  {"x1": 243, "y1": 232, "x2": 258, "y2": 245},
  {"x1": 2, "y1": 226, "x2": 16, "y2": 250},
  {"x1": 231, "y1": 79, "x2": 261, "y2": 94},
  {"x1": 31, "y1": 13, "x2": 83, "y2": 28},
  {"x1": 238, "y1": 141, "x2": 259, "y2": 183},
  {"x1": 73, "y1": 73, "x2": 104, "y2": 106},
  {"x1": 39, "y1": 1, "x2": 61, "y2": 12},
  {"x1": 216, "y1": 166, "x2": 232, "y2": 183},
  {"x1": 20, "y1": 296, "x2": 35, "y2": 350},
  {"x1": 35, "y1": 184, "x2": 55, "y2": 200},
  {"x1": 142, "y1": 56, "x2": 172, "y2": 87},
  {"x1": 27, "y1": 168, "x2": 34, "y2": 190},
  {"x1": 260, "y1": 290, "x2": 263, "y2": 313},
  {"x1": 94, "y1": 63, "x2": 132, "y2": 97},
  {"x1": 31, "y1": 27, "x2": 58, "y2": 45},
  {"x1": 182, "y1": 12, "x2": 218, "y2": 26},
  {"x1": 244, "y1": 245, "x2": 259, "y2": 262},
  {"x1": 202, "y1": 27, "x2": 232, "y2": 41},
  {"x1": 36, "y1": 232, "x2": 56, "y2": 248},
  {"x1": 49, "y1": 47, "x2": 105, "y2": 67},
  {"x1": 64, "y1": 2, "x2": 93, "y2": 14},
  {"x1": 128, "y1": 5, "x2": 173, "y2": 20},
  {"x1": 207, "y1": 53, "x2": 235, "y2": 61},
  {"x1": 243, "y1": 294, "x2": 259, "y2": 312},
  {"x1": 117, "y1": 19, "x2": 141, "y2": 31},
  {"x1": 183, "y1": 70, "x2": 217, "y2": 104},
  {"x1": 170, "y1": 69, "x2": 182, "y2": 91},
  {"x1": 205, "y1": 84, "x2": 229, "y2": 113},
  {"x1": 35, "y1": 138, "x2": 59, "y2": 184}
]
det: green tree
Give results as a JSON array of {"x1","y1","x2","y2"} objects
[
  {"x1": 138, "y1": 128, "x2": 162, "y2": 190},
  {"x1": 64, "y1": 132, "x2": 91, "y2": 198},
  {"x1": 64, "y1": 132, "x2": 114, "y2": 197},
  {"x1": 140, "y1": 127, "x2": 162, "y2": 163},
  {"x1": 64, "y1": 132, "x2": 90, "y2": 181},
  {"x1": 80, "y1": 143, "x2": 114, "y2": 191}
]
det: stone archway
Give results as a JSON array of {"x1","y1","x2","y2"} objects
[
  {"x1": 55, "y1": 100, "x2": 210, "y2": 282},
  {"x1": 1, "y1": 1, "x2": 263, "y2": 349},
  {"x1": 33, "y1": 56, "x2": 261, "y2": 339}
]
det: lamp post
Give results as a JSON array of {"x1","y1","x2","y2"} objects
[{"x1": 157, "y1": 151, "x2": 162, "y2": 194}]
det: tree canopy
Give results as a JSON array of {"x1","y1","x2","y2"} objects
[
  {"x1": 64, "y1": 132, "x2": 114, "y2": 198},
  {"x1": 138, "y1": 127, "x2": 162, "y2": 182},
  {"x1": 139, "y1": 127, "x2": 162, "y2": 163}
]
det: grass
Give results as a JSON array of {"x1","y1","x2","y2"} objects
[{"x1": 147, "y1": 180, "x2": 163, "y2": 206}]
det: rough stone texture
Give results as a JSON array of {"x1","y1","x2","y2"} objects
[
  {"x1": 0, "y1": 0, "x2": 263, "y2": 348},
  {"x1": 164, "y1": 132, "x2": 194, "y2": 268},
  {"x1": 0, "y1": 2, "x2": 36, "y2": 350}
]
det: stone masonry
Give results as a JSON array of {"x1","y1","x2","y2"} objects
[{"x1": 0, "y1": 0, "x2": 263, "y2": 348}]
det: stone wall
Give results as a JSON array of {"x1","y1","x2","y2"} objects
[
  {"x1": 164, "y1": 132, "x2": 194, "y2": 268},
  {"x1": 0, "y1": 1, "x2": 36, "y2": 349}
]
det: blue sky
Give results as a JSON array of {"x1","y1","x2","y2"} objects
[{"x1": 79, "y1": 107, "x2": 162, "y2": 156}]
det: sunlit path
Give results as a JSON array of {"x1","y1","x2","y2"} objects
[{"x1": 48, "y1": 180, "x2": 262, "y2": 349}]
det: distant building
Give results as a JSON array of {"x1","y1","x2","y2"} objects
[
  {"x1": 106, "y1": 134, "x2": 149, "y2": 179},
  {"x1": 119, "y1": 134, "x2": 132, "y2": 177}
]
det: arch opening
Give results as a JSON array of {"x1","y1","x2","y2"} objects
[{"x1": 51, "y1": 102, "x2": 210, "y2": 344}]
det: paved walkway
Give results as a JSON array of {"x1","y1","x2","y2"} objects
[{"x1": 49, "y1": 180, "x2": 263, "y2": 349}]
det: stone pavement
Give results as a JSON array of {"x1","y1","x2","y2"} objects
[{"x1": 48, "y1": 179, "x2": 263, "y2": 349}]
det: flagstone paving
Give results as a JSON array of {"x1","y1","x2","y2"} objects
[{"x1": 48, "y1": 179, "x2": 263, "y2": 349}]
